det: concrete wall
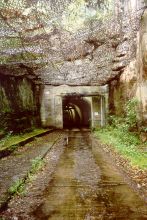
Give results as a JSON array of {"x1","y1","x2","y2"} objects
[
  {"x1": 40, "y1": 85, "x2": 108, "y2": 128},
  {"x1": 92, "y1": 96, "x2": 106, "y2": 127},
  {"x1": 40, "y1": 87, "x2": 63, "y2": 128}
]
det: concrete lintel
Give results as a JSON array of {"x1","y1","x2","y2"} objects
[{"x1": 60, "y1": 93, "x2": 106, "y2": 97}]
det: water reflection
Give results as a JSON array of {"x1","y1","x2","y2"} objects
[{"x1": 33, "y1": 131, "x2": 147, "y2": 220}]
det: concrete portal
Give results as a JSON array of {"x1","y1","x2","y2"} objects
[{"x1": 41, "y1": 85, "x2": 108, "y2": 129}]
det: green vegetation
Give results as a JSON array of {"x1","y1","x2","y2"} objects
[
  {"x1": 0, "y1": 87, "x2": 11, "y2": 113},
  {"x1": 0, "y1": 217, "x2": 5, "y2": 220},
  {"x1": 8, "y1": 156, "x2": 45, "y2": 196},
  {"x1": 62, "y1": 0, "x2": 114, "y2": 32},
  {"x1": 0, "y1": 128, "x2": 50, "y2": 151},
  {"x1": 0, "y1": 51, "x2": 44, "y2": 65},
  {"x1": 8, "y1": 178, "x2": 25, "y2": 195},
  {"x1": 94, "y1": 98, "x2": 147, "y2": 169},
  {"x1": 95, "y1": 127, "x2": 147, "y2": 169},
  {"x1": 0, "y1": 38, "x2": 21, "y2": 50},
  {"x1": 109, "y1": 98, "x2": 138, "y2": 132},
  {"x1": 29, "y1": 156, "x2": 45, "y2": 175}
]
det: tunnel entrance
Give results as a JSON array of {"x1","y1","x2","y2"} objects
[
  {"x1": 62, "y1": 95, "x2": 91, "y2": 129},
  {"x1": 41, "y1": 85, "x2": 108, "y2": 128}
]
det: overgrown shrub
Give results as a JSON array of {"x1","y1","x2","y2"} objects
[
  {"x1": 109, "y1": 98, "x2": 139, "y2": 132},
  {"x1": 124, "y1": 98, "x2": 138, "y2": 131}
]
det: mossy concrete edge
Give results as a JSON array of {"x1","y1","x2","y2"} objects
[{"x1": 0, "y1": 129, "x2": 55, "y2": 159}]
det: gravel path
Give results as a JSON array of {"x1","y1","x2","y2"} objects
[{"x1": 0, "y1": 131, "x2": 64, "y2": 208}]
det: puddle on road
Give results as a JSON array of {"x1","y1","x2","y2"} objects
[{"x1": 33, "y1": 131, "x2": 147, "y2": 220}]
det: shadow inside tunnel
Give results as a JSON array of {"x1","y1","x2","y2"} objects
[{"x1": 62, "y1": 95, "x2": 91, "y2": 129}]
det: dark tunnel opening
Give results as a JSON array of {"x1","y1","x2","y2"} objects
[{"x1": 62, "y1": 95, "x2": 91, "y2": 129}]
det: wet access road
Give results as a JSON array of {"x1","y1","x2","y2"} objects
[{"x1": 33, "y1": 130, "x2": 147, "y2": 220}]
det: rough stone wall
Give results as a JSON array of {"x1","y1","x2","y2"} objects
[
  {"x1": 0, "y1": 72, "x2": 40, "y2": 132},
  {"x1": 109, "y1": 8, "x2": 147, "y2": 124},
  {"x1": 35, "y1": 0, "x2": 146, "y2": 86},
  {"x1": 1, "y1": 0, "x2": 145, "y2": 86}
]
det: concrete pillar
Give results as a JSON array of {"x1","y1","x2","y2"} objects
[
  {"x1": 100, "y1": 96, "x2": 106, "y2": 126},
  {"x1": 92, "y1": 96, "x2": 101, "y2": 127},
  {"x1": 41, "y1": 89, "x2": 54, "y2": 127},
  {"x1": 91, "y1": 97, "x2": 94, "y2": 128},
  {"x1": 54, "y1": 96, "x2": 63, "y2": 128}
]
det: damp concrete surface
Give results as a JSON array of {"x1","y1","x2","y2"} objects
[{"x1": 1, "y1": 130, "x2": 147, "y2": 219}]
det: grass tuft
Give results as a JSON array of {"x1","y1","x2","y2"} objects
[
  {"x1": 29, "y1": 156, "x2": 45, "y2": 175},
  {"x1": 8, "y1": 178, "x2": 25, "y2": 195},
  {"x1": 94, "y1": 126, "x2": 147, "y2": 169},
  {"x1": 8, "y1": 157, "x2": 45, "y2": 196}
]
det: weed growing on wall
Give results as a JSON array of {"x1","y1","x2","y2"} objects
[{"x1": 125, "y1": 98, "x2": 138, "y2": 131}]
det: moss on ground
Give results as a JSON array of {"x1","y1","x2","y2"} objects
[{"x1": 0, "y1": 128, "x2": 50, "y2": 151}]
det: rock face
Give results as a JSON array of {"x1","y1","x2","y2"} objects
[
  {"x1": 109, "y1": 8, "x2": 147, "y2": 124},
  {"x1": 36, "y1": 0, "x2": 145, "y2": 85},
  {"x1": 38, "y1": 3, "x2": 142, "y2": 85},
  {"x1": 0, "y1": 73, "x2": 40, "y2": 132},
  {"x1": 0, "y1": 0, "x2": 146, "y2": 85}
]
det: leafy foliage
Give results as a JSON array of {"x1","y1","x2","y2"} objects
[
  {"x1": 95, "y1": 127, "x2": 146, "y2": 169},
  {"x1": 95, "y1": 98, "x2": 147, "y2": 169},
  {"x1": 125, "y1": 98, "x2": 138, "y2": 130},
  {"x1": 109, "y1": 98, "x2": 139, "y2": 132}
]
